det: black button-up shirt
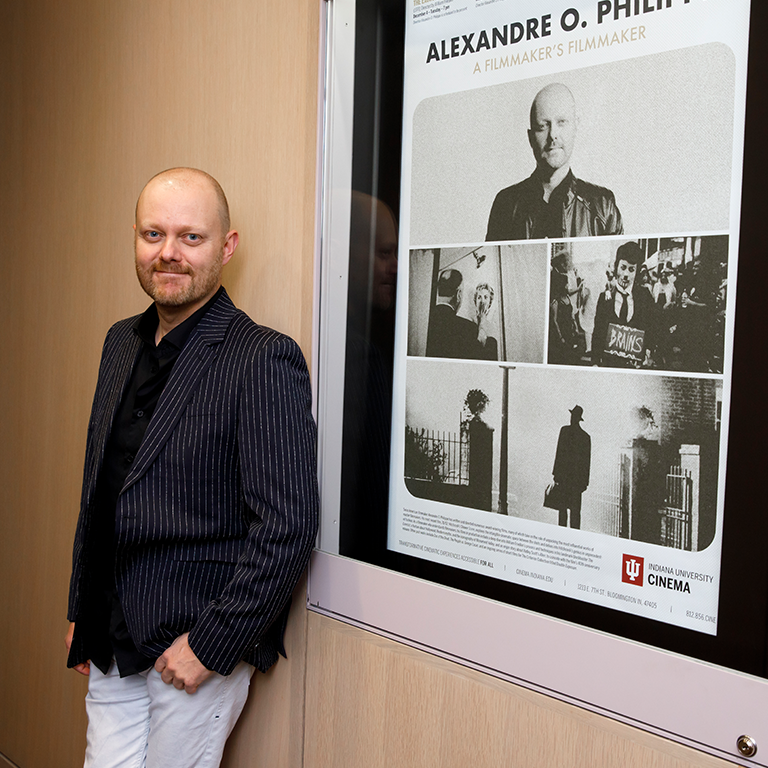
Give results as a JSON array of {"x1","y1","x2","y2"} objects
[{"x1": 89, "y1": 287, "x2": 223, "y2": 676}]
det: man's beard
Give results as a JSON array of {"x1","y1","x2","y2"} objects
[
  {"x1": 539, "y1": 144, "x2": 568, "y2": 172},
  {"x1": 135, "y1": 258, "x2": 222, "y2": 307}
]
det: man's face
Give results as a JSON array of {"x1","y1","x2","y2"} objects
[
  {"x1": 528, "y1": 86, "x2": 577, "y2": 174},
  {"x1": 371, "y1": 201, "x2": 398, "y2": 311},
  {"x1": 134, "y1": 176, "x2": 236, "y2": 310},
  {"x1": 615, "y1": 259, "x2": 637, "y2": 292}
]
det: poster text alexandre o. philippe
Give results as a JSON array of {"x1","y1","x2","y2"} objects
[{"x1": 425, "y1": 0, "x2": 692, "y2": 64}]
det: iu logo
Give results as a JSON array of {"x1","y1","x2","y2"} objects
[{"x1": 622, "y1": 554, "x2": 644, "y2": 586}]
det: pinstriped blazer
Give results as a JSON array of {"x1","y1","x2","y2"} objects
[{"x1": 67, "y1": 290, "x2": 319, "y2": 675}]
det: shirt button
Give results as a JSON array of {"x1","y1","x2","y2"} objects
[
  {"x1": 126, "y1": 454, "x2": 135, "y2": 464},
  {"x1": 136, "y1": 410, "x2": 144, "y2": 418}
]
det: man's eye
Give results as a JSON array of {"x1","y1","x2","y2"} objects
[
  {"x1": 186, "y1": 234, "x2": 201, "y2": 242},
  {"x1": 145, "y1": 231, "x2": 160, "y2": 239}
]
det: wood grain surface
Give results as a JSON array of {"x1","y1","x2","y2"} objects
[
  {"x1": 303, "y1": 612, "x2": 736, "y2": 768},
  {"x1": 0, "y1": 1, "x2": 318, "y2": 765}
]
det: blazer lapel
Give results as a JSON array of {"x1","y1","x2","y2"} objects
[
  {"x1": 88, "y1": 324, "x2": 143, "y2": 482},
  {"x1": 121, "y1": 291, "x2": 237, "y2": 492}
]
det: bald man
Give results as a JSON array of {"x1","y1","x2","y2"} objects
[
  {"x1": 486, "y1": 83, "x2": 623, "y2": 241},
  {"x1": 65, "y1": 168, "x2": 319, "y2": 767}
]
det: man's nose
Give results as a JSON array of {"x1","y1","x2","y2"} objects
[{"x1": 159, "y1": 237, "x2": 181, "y2": 261}]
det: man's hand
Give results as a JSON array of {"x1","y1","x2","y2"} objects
[
  {"x1": 154, "y1": 633, "x2": 213, "y2": 694},
  {"x1": 65, "y1": 622, "x2": 90, "y2": 676}
]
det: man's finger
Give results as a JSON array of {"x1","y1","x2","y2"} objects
[{"x1": 73, "y1": 661, "x2": 91, "y2": 676}]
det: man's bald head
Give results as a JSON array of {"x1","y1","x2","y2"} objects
[
  {"x1": 529, "y1": 83, "x2": 576, "y2": 129},
  {"x1": 136, "y1": 167, "x2": 231, "y2": 235},
  {"x1": 528, "y1": 83, "x2": 578, "y2": 176},
  {"x1": 133, "y1": 167, "x2": 239, "y2": 319}
]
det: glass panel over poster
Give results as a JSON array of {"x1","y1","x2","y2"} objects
[
  {"x1": 320, "y1": 0, "x2": 768, "y2": 692},
  {"x1": 387, "y1": 0, "x2": 749, "y2": 638}
]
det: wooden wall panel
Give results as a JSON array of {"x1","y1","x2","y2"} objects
[
  {"x1": 303, "y1": 613, "x2": 736, "y2": 768},
  {"x1": 0, "y1": 0, "x2": 318, "y2": 766}
]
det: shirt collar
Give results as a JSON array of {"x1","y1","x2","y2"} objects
[
  {"x1": 133, "y1": 286, "x2": 224, "y2": 350},
  {"x1": 614, "y1": 287, "x2": 635, "y2": 322},
  {"x1": 549, "y1": 169, "x2": 575, "y2": 202}
]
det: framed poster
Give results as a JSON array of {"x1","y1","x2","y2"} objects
[
  {"x1": 312, "y1": 0, "x2": 768, "y2": 762},
  {"x1": 389, "y1": 0, "x2": 748, "y2": 636}
]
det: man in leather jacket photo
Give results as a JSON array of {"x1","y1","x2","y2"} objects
[{"x1": 486, "y1": 83, "x2": 623, "y2": 241}]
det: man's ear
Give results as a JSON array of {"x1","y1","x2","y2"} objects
[{"x1": 222, "y1": 230, "x2": 239, "y2": 266}]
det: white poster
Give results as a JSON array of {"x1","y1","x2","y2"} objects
[{"x1": 389, "y1": 0, "x2": 751, "y2": 634}]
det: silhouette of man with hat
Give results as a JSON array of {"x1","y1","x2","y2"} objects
[{"x1": 552, "y1": 405, "x2": 591, "y2": 529}]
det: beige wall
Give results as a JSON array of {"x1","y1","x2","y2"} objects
[
  {"x1": 0, "y1": 0, "x2": 318, "y2": 766},
  {"x1": 0, "y1": 1, "x2": 737, "y2": 767}
]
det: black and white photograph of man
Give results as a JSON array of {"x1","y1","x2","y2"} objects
[
  {"x1": 404, "y1": 362, "x2": 720, "y2": 551},
  {"x1": 547, "y1": 236, "x2": 728, "y2": 373},
  {"x1": 409, "y1": 44, "x2": 735, "y2": 245},
  {"x1": 409, "y1": 244, "x2": 548, "y2": 363},
  {"x1": 551, "y1": 405, "x2": 592, "y2": 530},
  {"x1": 485, "y1": 83, "x2": 623, "y2": 241},
  {"x1": 591, "y1": 241, "x2": 659, "y2": 368},
  {"x1": 424, "y1": 269, "x2": 498, "y2": 360}
]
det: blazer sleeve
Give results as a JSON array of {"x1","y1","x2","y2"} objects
[
  {"x1": 68, "y1": 318, "x2": 139, "y2": 624},
  {"x1": 187, "y1": 333, "x2": 319, "y2": 675}
]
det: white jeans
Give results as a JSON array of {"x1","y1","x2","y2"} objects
[{"x1": 83, "y1": 660, "x2": 254, "y2": 768}]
